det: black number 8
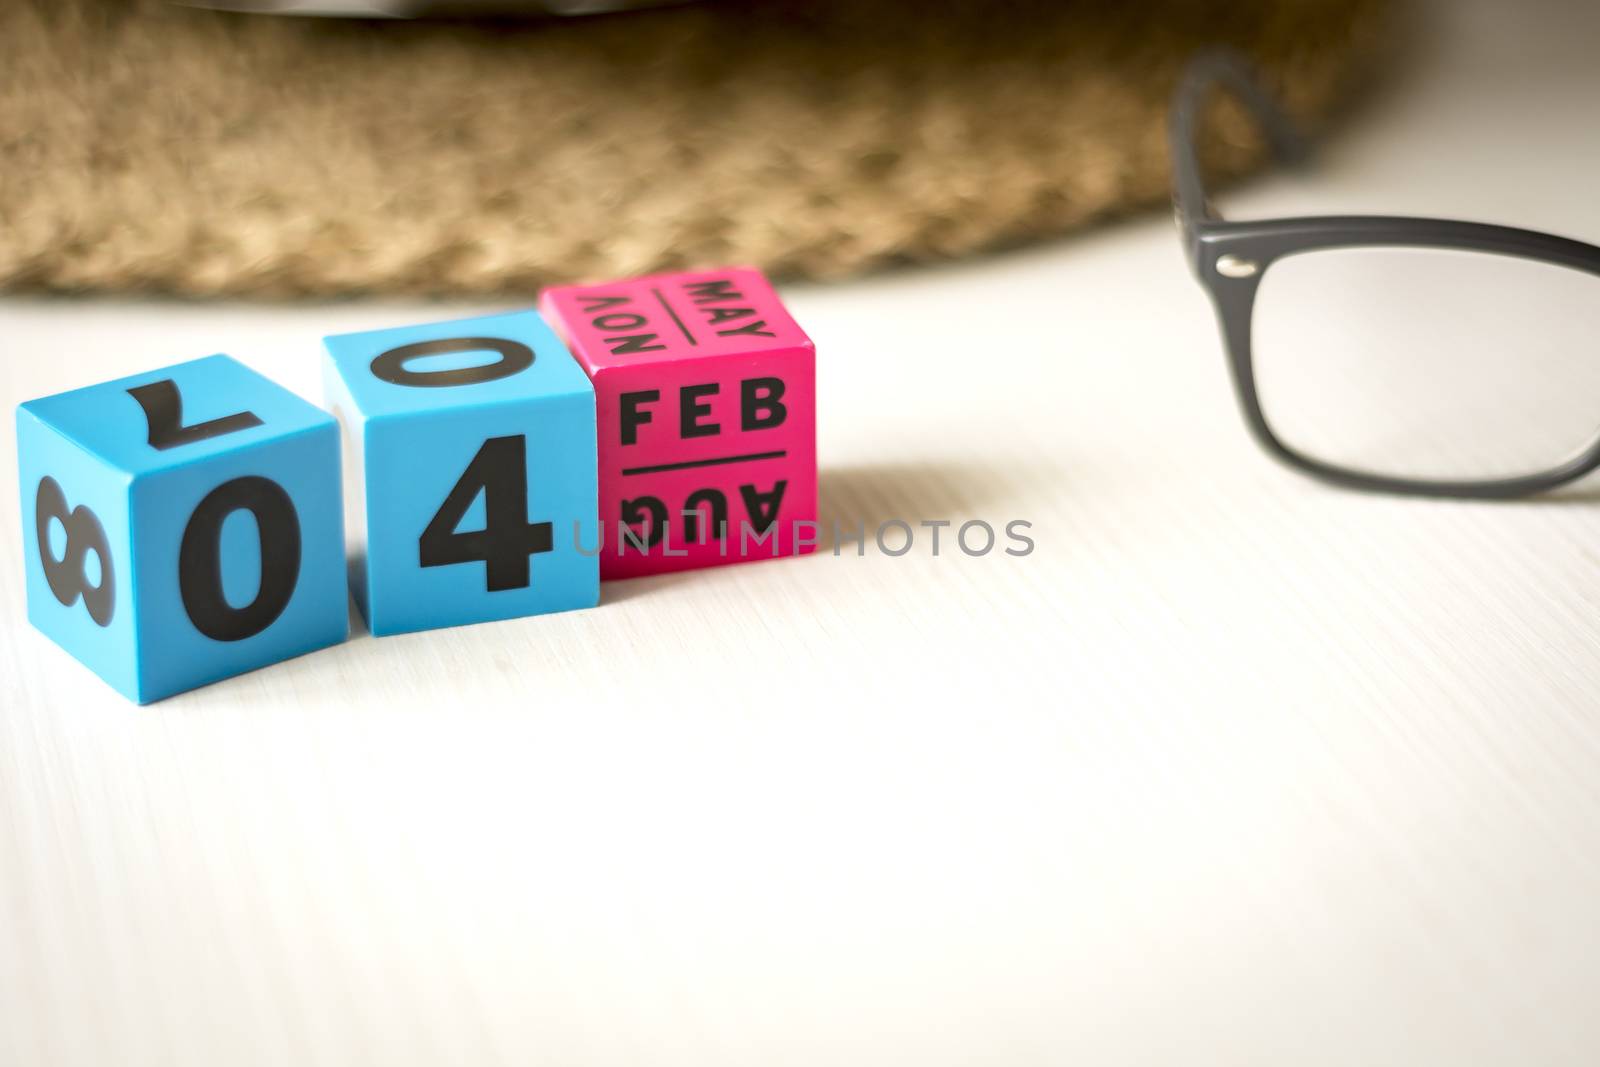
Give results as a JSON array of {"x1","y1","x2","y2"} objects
[{"x1": 35, "y1": 476, "x2": 115, "y2": 627}]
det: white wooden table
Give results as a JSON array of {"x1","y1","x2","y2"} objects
[{"x1": 5, "y1": 1, "x2": 1600, "y2": 1062}]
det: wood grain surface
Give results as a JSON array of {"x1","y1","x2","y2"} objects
[{"x1": 4, "y1": 1, "x2": 1600, "y2": 1063}]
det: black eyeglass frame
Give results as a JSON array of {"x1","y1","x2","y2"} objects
[{"x1": 1171, "y1": 49, "x2": 1600, "y2": 499}]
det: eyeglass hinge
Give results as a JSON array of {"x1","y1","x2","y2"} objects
[{"x1": 1215, "y1": 255, "x2": 1260, "y2": 279}]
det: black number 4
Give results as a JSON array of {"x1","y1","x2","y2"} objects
[{"x1": 420, "y1": 436, "x2": 553, "y2": 592}]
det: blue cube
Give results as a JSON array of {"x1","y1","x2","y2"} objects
[
  {"x1": 323, "y1": 310, "x2": 600, "y2": 636},
  {"x1": 16, "y1": 355, "x2": 348, "y2": 703}
]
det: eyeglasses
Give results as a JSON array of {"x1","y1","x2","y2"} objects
[{"x1": 1171, "y1": 50, "x2": 1600, "y2": 499}]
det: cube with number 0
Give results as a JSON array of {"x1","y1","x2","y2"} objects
[
  {"x1": 15, "y1": 355, "x2": 348, "y2": 703},
  {"x1": 323, "y1": 310, "x2": 600, "y2": 636}
]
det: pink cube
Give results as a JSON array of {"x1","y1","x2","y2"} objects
[{"x1": 539, "y1": 267, "x2": 818, "y2": 580}]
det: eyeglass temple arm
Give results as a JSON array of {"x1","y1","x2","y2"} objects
[{"x1": 1170, "y1": 49, "x2": 1309, "y2": 259}]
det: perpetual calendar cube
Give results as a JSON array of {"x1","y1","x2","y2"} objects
[
  {"x1": 539, "y1": 267, "x2": 818, "y2": 580},
  {"x1": 323, "y1": 310, "x2": 600, "y2": 636},
  {"x1": 15, "y1": 355, "x2": 348, "y2": 703}
]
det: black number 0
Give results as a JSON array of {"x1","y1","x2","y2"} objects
[
  {"x1": 370, "y1": 337, "x2": 534, "y2": 388},
  {"x1": 124, "y1": 377, "x2": 301, "y2": 642},
  {"x1": 180, "y1": 477, "x2": 302, "y2": 642}
]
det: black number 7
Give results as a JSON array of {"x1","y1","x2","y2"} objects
[
  {"x1": 128, "y1": 379, "x2": 263, "y2": 450},
  {"x1": 421, "y1": 435, "x2": 554, "y2": 592}
]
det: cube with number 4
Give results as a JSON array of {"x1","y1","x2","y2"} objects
[
  {"x1": 323, "y1": 310, "x2": 600, "y2": 636},
  {"x1": 15, "y1": 355, "x2": 348, "y2": 703}
]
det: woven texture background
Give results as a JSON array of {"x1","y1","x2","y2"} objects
[{"x1": 0, "y1": 0, "x2": 1390, "y2": 298}]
